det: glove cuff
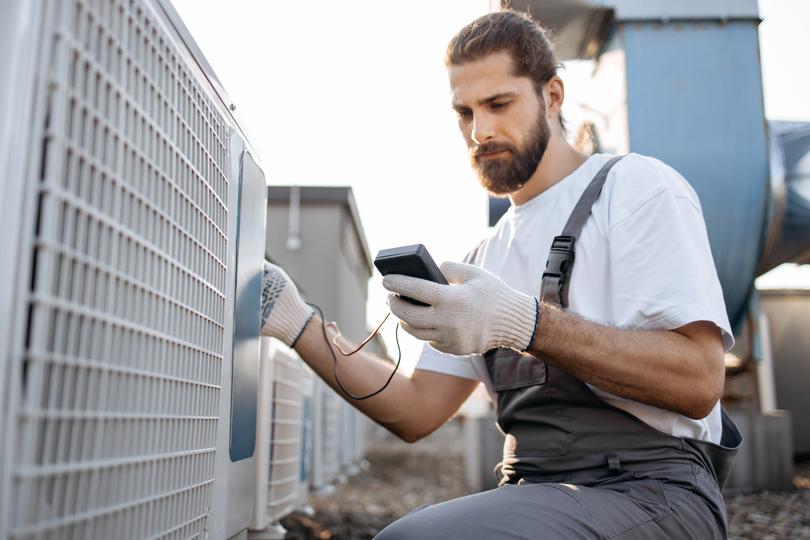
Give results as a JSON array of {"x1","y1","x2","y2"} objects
[
  {"x1": 272, "y1": 290, "x2": 316, "y2": 347},
  {"x1": 260, "y1": 260, "x2": 315, "y2": 347},
  {"x1": 490, "y1": 291, "x2": 539, "y2": 351}
]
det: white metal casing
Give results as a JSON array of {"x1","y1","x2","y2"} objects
[
  {"x1": 295, "y1": 365, "x2": 316, "y2": 510},
  {"x1": 250, "y1": 338, "x2": 305, "y2": 532},
  {"x1": 310, "y1": 381, "x2": 341, "y2": 492},
  {"x1": 0, "y1": 0, "x2": 266, "y2": 538}
]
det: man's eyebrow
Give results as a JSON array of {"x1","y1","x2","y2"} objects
[
  {"x1": 479, "y1": 92, "x2": 517, "y2": 105},
  {"x1": 452, "y1": 92, "x2": 517, "y2": 110}
]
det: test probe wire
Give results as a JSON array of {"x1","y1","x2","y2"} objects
[{"x1": 307, "y1": 303, "x2": 402, "y2": 400}]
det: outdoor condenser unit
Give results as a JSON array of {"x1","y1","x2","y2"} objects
[
  {"x1": 250, "y1": 338, "x2": 305, "y2": 538},
  {"x1": 310, "y1": 381, "x2": 341, "y2": 493},
  {"x1": 338, "y1": 399, "x2": 354, "y2": 474},
  {"x1": 296, "y1": 364, "x2": 315, "y2": 511},
  {"x1": 352, "y1": 409, "x2": 369, "y2": 472},
  {"x1": 0, "y1": 1, "x2": 267, "y2": 539},
  {"x1": 338, "y1": 401, "x2": 364, "y2": 477}
]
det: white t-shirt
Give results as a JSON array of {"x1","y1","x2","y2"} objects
[{"x1": 416, "y1": 153, "x2": 733, "y2": 444}]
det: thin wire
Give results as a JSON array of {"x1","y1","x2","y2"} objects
[
  {"x1": 307, "y1": 303, "x2": 401, "y2": 400},
  {"x1": 326, "y1": 312, "x2": 390, "y2": 356}
]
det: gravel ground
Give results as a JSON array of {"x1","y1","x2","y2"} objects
[
  {"x1": 280, "y1": 422, "x2": 469, "y2": 540},
  {"x1": 280, "y1": 421, "x2": 810, "y2": 539},
  {"x1": 726, "y1": 459, "x2": 810, "y2": 539}
]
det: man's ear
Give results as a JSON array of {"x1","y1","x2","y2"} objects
[{"x1": 543, "y1": 76, "x2": 565, "y2": 125}]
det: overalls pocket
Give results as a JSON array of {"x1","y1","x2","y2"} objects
[
  {"x1": 484, "y1": 348, "x2": 573, "y2": 459},
  {"x1": 485, "y1": 348, "x2": 547, "y2": 391}
]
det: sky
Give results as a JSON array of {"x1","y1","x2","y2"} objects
[{"x1": 171, "y1": 0, "x2": 810, "y2": 368}]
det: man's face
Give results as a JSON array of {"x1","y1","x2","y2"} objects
[{"x1": 449, "y1": 51, "x2": 550, "y2": 195}]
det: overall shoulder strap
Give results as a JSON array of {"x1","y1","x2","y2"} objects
[{"x1": 540, "y1": 155, "x2": 625, "y2": 307}]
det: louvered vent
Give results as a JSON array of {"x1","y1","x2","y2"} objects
[
  {"x1": 318, "y1": 386, "x2": 341, "y2": 487},
  {"x1": 7, "y1": 0, "x2": 230, "y2": 538},
  {"x1": 267, "y1": 342, "x2": 304, "y2": 521}
]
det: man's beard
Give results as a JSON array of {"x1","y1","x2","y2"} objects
[{"x1": 471, "y1": 110, "x2": 551, "y2": 196}]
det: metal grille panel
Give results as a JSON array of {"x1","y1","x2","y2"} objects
[
  {"x1": 318, "y1": 387, "x2": 341, "y2": 486},
  {"x1": 8, "y1": 0, "x2": 230, "y2": 538},
  {"x1": 296, "y1": 367, "x2": 315, "y2": 508},
  {"x1": 267, "y1": 347, "x2": 303, "y2": 521}
]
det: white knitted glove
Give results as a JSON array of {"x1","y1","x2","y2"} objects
[
  {"x1": 260, "y1": 261, "x2": 315, "y2": 347},
  {"x1": 382, "y1": 261, "x2": 539, "y2": 356}
]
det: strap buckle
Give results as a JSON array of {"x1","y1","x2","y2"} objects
[
  {"x1": 542, "y1": 236, "x2": 576, "y2": 281},
  {"x1": 606, "y1": 453, "x2": 622, "y2": 474}
]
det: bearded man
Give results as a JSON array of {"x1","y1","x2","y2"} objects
[{"x1": 260, "y1": 9, "x2": 741, "y2": 539}]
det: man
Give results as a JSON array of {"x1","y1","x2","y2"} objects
[{"x1": 260, "y1": 9, "x2": 741, "y2": 539}]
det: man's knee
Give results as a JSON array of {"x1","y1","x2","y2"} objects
[{"x1": 374, "y1": 506, "x2": 435, "y2": 540}]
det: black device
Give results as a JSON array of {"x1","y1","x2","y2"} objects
[{"x1": 374, "y1": 244, "x2": 448, "y2": 306}]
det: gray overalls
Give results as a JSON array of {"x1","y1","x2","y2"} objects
[{"x1": 376, "y1": 157, "x2": 742, "y2": 540}]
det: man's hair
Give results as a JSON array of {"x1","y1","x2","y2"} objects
[{"x1": 446, "y1": 10, "x2": 565, "y2": 129}]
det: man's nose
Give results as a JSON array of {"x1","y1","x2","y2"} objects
[{"x1": 471, "y1": 114, "x2": 495, "y2": 145}]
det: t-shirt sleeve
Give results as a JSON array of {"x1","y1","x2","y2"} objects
[
  {"x1": 608, "y1": 185, "x2": 735, "y2": 351},
  {"x1": 414, "y1": 343, "x2": 481, "y2": 380}
]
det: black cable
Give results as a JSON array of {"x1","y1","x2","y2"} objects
[{"x1": 307, "y1": 302, "x2": 402, "y2": 400}]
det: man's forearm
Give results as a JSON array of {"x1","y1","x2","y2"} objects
[
  {"x1": 527, "y1": 302, "x2": 725, "y2": 419},
  {"x1": 291, "y1": 316, "x2": 420, "y2": 439}
]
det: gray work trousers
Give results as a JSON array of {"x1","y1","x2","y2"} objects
[{"x1": 374, "y1": 465, "x2": 727, "y2": 540}]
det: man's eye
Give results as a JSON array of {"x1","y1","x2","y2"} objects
[
  {"x1": 491, "y1": 102, "x2": 509, "y2": 110},
  {"x1": 457, "y1": 110, "x2": 472, "y2": 119}
]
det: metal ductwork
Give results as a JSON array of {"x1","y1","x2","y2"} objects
[{"x1": 761, "y1": 122, "x2": 810, "y2": 271}]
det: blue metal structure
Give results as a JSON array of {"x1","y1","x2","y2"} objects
[
  {"x1": 620, "y1": 20, "x2": 769, "y2": 329},
  {"x1": 763, "y1": 121, "x2": 810, "y2": 268},
  {"x1": 230, "y1": 152, "x2": 267, "y2": 462}
]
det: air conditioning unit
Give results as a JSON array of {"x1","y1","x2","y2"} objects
[
  {"x1": 353, "y1": 410, "x2": 370, "y2": 474},
  {"x1": 338, "y1": 400, "x2": 368, "y2": 477},
  {"x1": 310, "y1": 381, "x2": 341, "y2": 493},
  {"x1": 0, "y1": 1, "x2": 267, "y2": 538},
  {"x1": 296, "y1": 364, "x2": 316, "y2": 512},
  {"x1": 250, "y1": 337, "x2": 306, "y2": 538},
  {"x1": 339, "y1": 402, "x2": 356, "y2": 475}
]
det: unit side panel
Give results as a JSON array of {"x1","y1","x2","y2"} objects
[{"x1": 5, "y1": 0, "x2": 233, "y2": 538}]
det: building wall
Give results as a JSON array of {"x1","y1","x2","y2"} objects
[{"x1": 266, "y1": 201, "x2": 370, "y2": 341}]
